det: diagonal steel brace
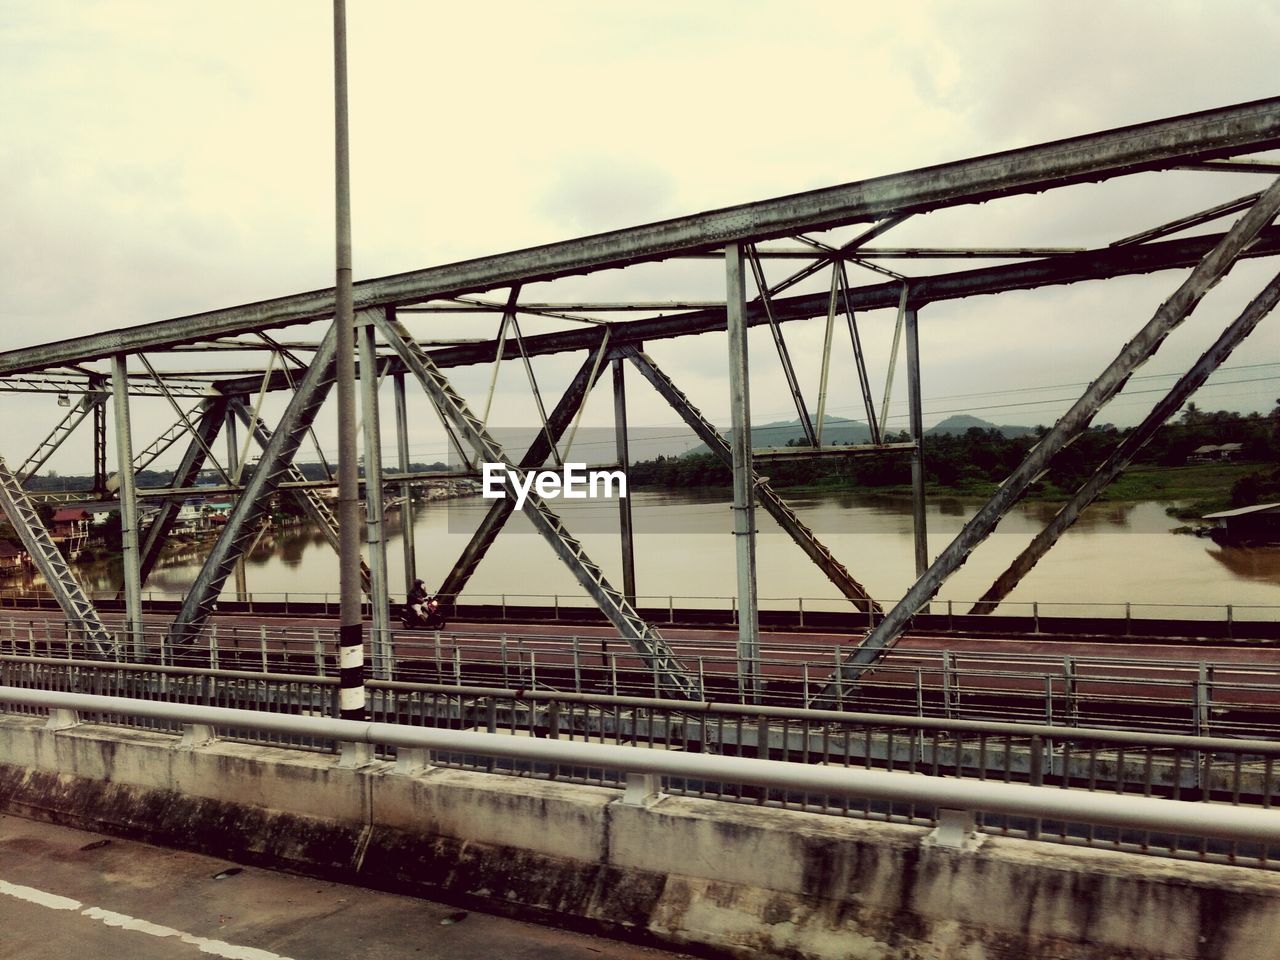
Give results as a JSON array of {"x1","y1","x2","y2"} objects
[
  {"x1": 439, "y1": 342, "x2": 611, "y2": 601},
  {"x1": 971, "y1": 270, "x2": 1280, "y2": 613},
  {"x1": 620, "y1": 344, "x2": 880, "y2": 614},
  {"x1": 0, "y1": 456, "x2": 114, "y2": 656},
  {"x1": 167, "y1": 322, "x2": 340, "y2": 645},
  {"x1": 815, "y1": 174, "x2": 1280, "y2": 704},
  {"x1": 373, "y1": 313, "x2": 701, "y2": 699}
]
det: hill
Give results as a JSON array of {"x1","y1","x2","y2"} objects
[
  {"x1": 687, "y1": 413, "x2": 1034, "y2": 454},
  {"x1": 925, "y1": 415, "x2": 1036, "y2": 438},
  {"x1": 687, "y1": 415, "x2": 873, "y2": 455}
]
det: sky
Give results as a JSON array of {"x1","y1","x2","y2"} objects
[{"x1": 2, "y1": 1, "x2": 1279, "y2": 473}]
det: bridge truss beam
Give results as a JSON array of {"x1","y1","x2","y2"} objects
[
  {"x1": 167, "y1": 322, "x2": 339, "y2": 646},
  {"x1": 437, "y1": 339, "x2": 610, "y2": 602},
  {"x1": 0, "y1": 98, "x2": 1277, "y2": 376},
  {"x1": 971, "y1": 269, "x2": 1280, "y2": 614},
  {"x1": 0, "y1": 101, "x2": 1278, "y2": 703},
  {"x1": 619, "y1": 345, "x2": 881, "y2": 613},
  {"x1": 136, "y1": 397, "x2": 228, "y2": 590},
  {"x1": 373, "y1": 312, "x2": 701, "y2": 699},
  {"x1": 0, "y1": 457, "x2": 114, "y2": 656},
  {"x1": 815, "y1": 174, "x2": 1280, "y2": 702},
  {"x1": 229, "y1": 397, "x2": 374, "y2": 598}
]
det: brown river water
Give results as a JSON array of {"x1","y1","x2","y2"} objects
[{"x1": 26, "y1": 489, "x2": 1277, "y2": 621}]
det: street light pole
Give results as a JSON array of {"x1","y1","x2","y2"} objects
[{"x1": 333, "y1": 0, "x2": 364, "y2": 721}]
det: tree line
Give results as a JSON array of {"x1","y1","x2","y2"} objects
[{"x1": 627, "y1": 402, "x2": 1280, "y2": 507}]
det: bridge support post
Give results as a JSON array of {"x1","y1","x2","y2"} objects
[
  {"x1": 726, "y1": 243, "x2": 761, "y2": 704},
  {"x1": 928, "y1": 808, "x2": 982, "y2": 850},
  {"x1": 360, "y1": 315, "x2": 392, "y2": 679},
  {"x1": 393, "y1": 372, "x2": 417, "y2": 598},
  {"x1": 44, "y1": 707, "x2": 79, "y2": 731},
  {"x1": 178, "y1": 723, "x2": 218, "y2": 748},
  {"x1": 621, "y1": 771, "x2": 663, "y2": 806},
  {"x1": 92, "y1": 376, "x2": 108, "y2": 495},
  {"x1": 394, "y1": 746, "x2": 432, "y2": 776},
  {"x1": 613, "y1": 358, "x2": 637, "y2": 606},
  {"x1": 905, "y1": 305, "x2": 928, "y2": 581},
  {"x1": 337, "y1": 740, "x2": 374, "y2": 768},
  {"x1": 111, "y1": 354, "x2": 144, "y2": 659}
]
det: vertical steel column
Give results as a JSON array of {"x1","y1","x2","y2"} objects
[
  {"x1": 726, "y1": 244, "x2": 760, "y2": 702},
  {"x1": 612, "y1": 358, "x2": 637, "y2": 606},
  {"x1": 92, "y1": 377, "x2": 108, "y2": 495},
  {"x1": 360, "y1": 318, "x2": 392, "y2": 679},
  {"x1": 393, "y1": 372, "x2": 417, "y2": 594},
  {"x1": 223, "y1": 400, "x2": 245, "y2": 602},
  {"x1": 224, "y1": 405, "x2": 239, "y2": 477},
  {"x1": 905, "y1": 305, "x2": 928, "y2": 578},
  {"x1": 110, "y1": 355, "x2": 143, "y2": 658},
  {"x1": 332, "y1": 0, "x2": 364, "y2": 721}
]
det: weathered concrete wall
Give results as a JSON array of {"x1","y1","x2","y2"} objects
[{"x1": 1, "y1": 714, "x2": 1278, "y2": 959}]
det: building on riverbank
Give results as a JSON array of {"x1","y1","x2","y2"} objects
[
  {"x1": 1203, "y1": 502, "x2": 1280, "y2": 543},
  {"x1": 0, "y1": 539, "x2": 30, "y2": 577}
]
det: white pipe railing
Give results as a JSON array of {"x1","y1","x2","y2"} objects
[
  {"x1": 3, "y1": 685, "x2": 1280, "y2": 847},
  {"x1": 3, "y1": 588, "x2": 1279, "y2": 622}
]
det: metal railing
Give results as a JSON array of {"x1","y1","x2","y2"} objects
[
  {"x1": 2, "y1": 656, "x2": 1279, "y2": 869},
  {"x1": 2, "y1": 615, "x2": 1279, "y2": 737},
  {"x1": 3, "y1": 586, "x2": 1278, "y2": 625}
]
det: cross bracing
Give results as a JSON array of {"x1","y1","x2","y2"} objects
[{"x1": 0, "y1": 99, "x2": 1276, "y2": 702}]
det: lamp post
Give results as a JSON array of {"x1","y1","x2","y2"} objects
[{"x1": 333, "y1": 0, "x2": 364, "y2": 721}]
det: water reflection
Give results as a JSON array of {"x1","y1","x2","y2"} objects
[
  {"x1": 5, "y1": 491, "x2": 1277, "y2": 608},
  {"x1": 1205, "y1": 546, "x2": 1280, "y2": 587}
]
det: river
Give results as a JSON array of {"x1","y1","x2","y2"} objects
[{"x1": 50, "y1": 489, "x2": 1271, "y2": 619}]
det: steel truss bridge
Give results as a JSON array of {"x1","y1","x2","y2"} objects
[{"x1": 2, "y1": 98, "x2": 1280, "y2": 707}]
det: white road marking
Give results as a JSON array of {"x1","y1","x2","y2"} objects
[
  {"x1": 1, "y1": 878, "x2": 297, "y2": 960},
  {"x1": 0, "y1": 880, "x2": 81, "y2": 911}
]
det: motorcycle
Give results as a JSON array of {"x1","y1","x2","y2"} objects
[{"x1": 401, "y1": 595, "x2": 447, "y2": 630}]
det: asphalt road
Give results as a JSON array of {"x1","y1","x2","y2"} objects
[{"x1": 0, "y1": 816, "x2": 688, "y2": 960}]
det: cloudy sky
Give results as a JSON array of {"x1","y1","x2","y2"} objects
[{"x1": 2, "y1": 1, "x2": 1279, "y2": 471}]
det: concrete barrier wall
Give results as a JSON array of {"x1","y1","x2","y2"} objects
[{"x1": 2, "y1": 714, "x2": 1278, "y2": 959}]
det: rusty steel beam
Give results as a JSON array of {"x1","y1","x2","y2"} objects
[
  {"x1": 621, "y1": 345, "x2": 881, "y2": 613},
  {"x1": 970, "y1": 270, "x2": 1280, "y2": 614},
  {"x1": 210, "y1": 225, "x2": 1280, "y2": 399},
  {"x1": 135, "y1": 397, "x2": 227, "y2": 589},
  {"x1": 438, "y1": 343, "x2": 610, "y2": 602},
  {"x1": 2, "y1": 99, "x2": 1278, "y2": 376},
  {"x1": 815, "y1": 175, "x2": 1280, "y2": 700}
]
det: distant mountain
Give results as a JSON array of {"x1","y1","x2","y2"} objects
[
  {"x1": 926, "y1": 415, "x2": 1036, "y2": 438},
  {"x1": 687, "y1": 415, "x2": 873, "y2": 455}
]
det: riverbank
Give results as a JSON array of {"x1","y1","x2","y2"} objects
[{"x1": 639, "y1": 461, "x2": 1267, "y2": 518}]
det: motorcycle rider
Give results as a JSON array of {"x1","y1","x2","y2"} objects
[{"x1": 407, "y1": 578, "x2": 429, "y2": 620}]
